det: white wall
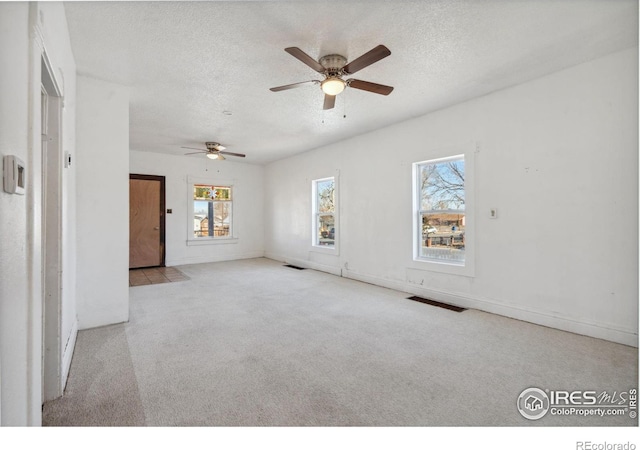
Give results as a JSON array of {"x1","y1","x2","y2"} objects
[
  {"x1": 76, "y1": 76, "x2": 129, "y2": 330},
  {"x1": 130, "y1": 151, "x2": 264, "y2": 266},
  {"x1": 0, "y1": 2, "x2": 77, "y2": 425},
  {"x1": 265, "y1": 47, "x2": 638, "y2": 346},
  {"x1": 0, "y1": 2, "x2": 31, "y2": 426}
]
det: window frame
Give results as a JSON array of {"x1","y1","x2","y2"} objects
[
  {"x1": 412, "y1": 146, "x2": 475, "y2": 277},
  {"x1": 187, "y1": 177, "x2": 238, "y2": 246},
  {"x1": 311, "y1": 175, "x2": 339, "y2": 253}
]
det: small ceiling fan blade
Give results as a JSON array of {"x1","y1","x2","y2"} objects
[
  {"x1": 342, "y1": 45, "x2": 391, "y2": 75},
  {"x1": 218, "y1": 151, "x2": 246, "y2": 158},
  {"x1": 284, "y1": 47, "x2": 324, "y2": 73},
  {"x1": 184, "y1": 151, "x2": 207, "y2": 155},
  {"x1": 270, "y1": 80, "x2": 319, "y2": 92},
  {"x1": 181, "y1": 146, "x2": 207, "y2": 151},
  {"x1": 348, "y1": 79, "x2": 394, "y2": 96},
  {"x1": 323, "y1": 94, "x2": 336, "y2": 110}
]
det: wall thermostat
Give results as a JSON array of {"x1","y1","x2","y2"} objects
[{"x1": 3, "y1": 155, "x2": 26, "y2": 195}]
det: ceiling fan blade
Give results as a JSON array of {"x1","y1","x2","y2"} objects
[
  {"x1": 284, "y1": 47, "x2": 324, "y2": 73},
  {"x1": 347, "y1": 79, "x2": 394, "y2": 96},
  {"x1": 184, "y1": 151, "x2": 207, "y2": 155},
  {"x1": 342, "y1": 45, "x2": 391, "y2": 75},
  {"x1": 270, "y1": 80, "x2": 319, "y2": 92},
  {"x1": 181, "y1": 146, "x2": 207, "y2": 151},
  {"x1": 323, "y1": 94, "x2": 336, "y2": 110},
  {"x1": 218, "y1": 151, "x2": 246, "y2": 158}
]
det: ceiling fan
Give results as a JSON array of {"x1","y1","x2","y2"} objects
[
  {"x1": 270, "y1": 44, "x2": 394, "y2": 110},
  {"x1": 182, "y1": 142, "x2": 246, "y2": 160}
]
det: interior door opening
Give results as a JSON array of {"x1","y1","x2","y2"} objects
[{"x1": 41, "y1": 54, "x2": 64, "y2": 403}]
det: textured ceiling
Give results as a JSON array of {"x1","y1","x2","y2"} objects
[{"x1": 63, "y1": 0, "x2": 638, "y2": 165}]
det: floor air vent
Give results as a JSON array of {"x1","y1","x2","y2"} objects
[
  {"x1": 284, "y1": 264, "x2": 306, "y2": 270},
  {"x1": 407, "y1": 296, "x2": 466, "y2": 312}
]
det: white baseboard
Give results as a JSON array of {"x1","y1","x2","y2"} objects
[
  {"x1": 264, "y1": 253, "x2": 342, "y2": 276},
  {"x1": 264, "y1": 252, "x2": 283, "y2": 263},
  {"x1": 342, "y1": 268, "x2": 638, "y2": 347},
  {"x1": 61, "y1": 320, "x2": 78, "y2": 391},
  {"x1": 166, "y1": 251, "x2": 265, "y2": 267}
]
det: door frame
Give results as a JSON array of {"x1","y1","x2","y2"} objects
[
  {"x1": 129, "y1": 174, "x2": 166, "y2": 267},
  {"x1": 41, "y1": 51, "x2": 64, "y2": 403}
]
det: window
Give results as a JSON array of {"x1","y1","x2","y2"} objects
[
  {"x1": 414, "y1": 155, "x2": 466, "y2": 265},
  {"x1": 193, "y1": 184, "x2": 232, "y2": 239},
  {"x1": 312, "y1": 177, "x2": 336, "y2": 248}
]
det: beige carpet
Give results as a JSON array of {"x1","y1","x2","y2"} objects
[
  {"x1": 42, "y1": 323, "x2": 145, "y2": 426},
  {"x1": 43, "y1": 257, "x2": 638, "y2": 427}
]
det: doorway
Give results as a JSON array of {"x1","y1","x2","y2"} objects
[
  {"x1": 129, "y1": 174, "x2": 166, "y2": 269},
  {"x1": 41, "y1": 54, "x2": 64, "y2": 402}
]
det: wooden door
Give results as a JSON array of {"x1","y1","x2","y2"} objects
[{"x1": 129, "y1": 174, "x2": 165, "y2": 268}]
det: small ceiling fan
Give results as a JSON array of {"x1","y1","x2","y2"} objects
[
  {"x1": 182, "y1": 142, "x2": 246, "y2": 160},
  {"x1": 270, "y1": 44, "x2": 394, "y2": 110}
]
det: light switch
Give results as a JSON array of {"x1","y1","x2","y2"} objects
[
  {"x1": 489, "y1": 208, "x2": 498, "y2": 219},
  {"x1": 3, "y1": 155, "x2": 26, "y2": 195}
]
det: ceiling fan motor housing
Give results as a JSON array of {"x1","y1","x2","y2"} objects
[
  {"x1": 319, "y1": 54, "x2": 347, "y2": 73},
  {"x1": 319, "y1": 54, "x2": 348, "y2": 96}
]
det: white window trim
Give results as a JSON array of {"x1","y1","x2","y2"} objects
[
  {"x1": 187, "y1": 176, "x2": 238, "y2": 246},
  {"x1": 411, "y1": 145, "x2": 475, "y2": 277},
  {"x1": 311, "y1": 175, "x2": 339, "y2": 255}
]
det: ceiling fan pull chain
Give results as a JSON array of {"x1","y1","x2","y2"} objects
[{"x1": 343, "y1": 92, "x2": 347, "y2": 119}]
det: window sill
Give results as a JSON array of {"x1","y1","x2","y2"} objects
[
  {"x1": 410, "y1": 257, "x2": 474, "y2": 277},
  {"x1": 187, "y1": 237, "x2": 239, "y2": 246},
  {"x1": 310, "y1": 244, "x2": 339, "y2": 255}
]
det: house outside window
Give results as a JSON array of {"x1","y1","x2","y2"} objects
[
  {"x1": 193, "y1": 184, "x2": 232, "y2": 239},
  {"x1": 312, "y1": 177, "x2": 336, "y2": 248},
  {"x1": 414, "y1": 155, "x2": 466, "y2": 265}
]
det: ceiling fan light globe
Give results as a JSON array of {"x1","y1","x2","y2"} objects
[
  {"x1": 321, "y1": 77, "x2": 346, "y2": 96},
  {"x1": 206, "y1": 153, "x2": 219, "y2": 160}
]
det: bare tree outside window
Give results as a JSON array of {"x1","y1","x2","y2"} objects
[
  {"x1": 417, "y1": 156, "x2": 465, "y2": 263},
  {"x1": 317, "y1": 180, "x2": 334, "y2": 213},
  {"x1": 420, "y1": 160, "x2": 465, "y2": 211},
  {"x1": 314, "y1": 178, "x2": 336, "y2": 247}
]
